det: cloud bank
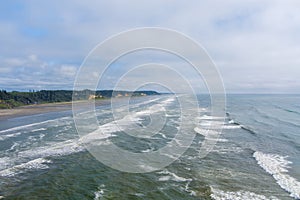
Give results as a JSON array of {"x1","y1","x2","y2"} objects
[{"x1": 0, "y1": 0, "x2": 299, "y2": 93}]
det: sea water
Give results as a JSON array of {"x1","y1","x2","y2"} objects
[{"x1": 0, "y1": 94, "x2": 299, "y2": 200}]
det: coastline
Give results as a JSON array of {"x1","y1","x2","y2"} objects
[{"x1": 0, "y1": 99, "x2": 112, "y2": 120}]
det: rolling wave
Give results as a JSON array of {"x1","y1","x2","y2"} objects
[
  {"x1": 0, "y1": 158, "x2": 52, "y2": 177},
  {"x1": 0, "y1": 118, "x2": 69, "y2": 134},
  {"x1": 273, "y1": 105, "x2": 300, "y2": 116},
  {"x1": 210, "y1": 187, "x2": 279, "y2": 200},
  {"x1": 254, "y1": 151, "x2": 300, "y2": 199}
]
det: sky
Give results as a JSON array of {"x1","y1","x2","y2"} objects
[{"x1": 0, "y1": 0, "x2": 300, "y2": 93}]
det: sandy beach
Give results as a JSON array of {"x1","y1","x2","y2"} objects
[{"x1": 0, "y1": 100, "x2": 112, "y2": 120}]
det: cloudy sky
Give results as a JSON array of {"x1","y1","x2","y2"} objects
[{"x1": 1, "y1": 0, "x2": 300, "y2": 93}]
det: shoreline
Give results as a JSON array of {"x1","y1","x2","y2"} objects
[{"x1": 0, "y1": 99, "x2": 112, "y2": 120}]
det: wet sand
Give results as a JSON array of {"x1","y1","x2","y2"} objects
[{"x1": 0, "y1": 100, "x2": 112, "y2": 120}]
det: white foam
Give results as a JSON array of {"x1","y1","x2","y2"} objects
[
  {"x1": 194, "y1": 127, "x2": 219, "y2": 137},
  {"x1": 138, "y1": 164, "x2": 157, "y2": 172},
  {"x1": 59, "y1": 100, "x2": 170, "y2": 147},
  {"x1": 157, "y1": 132, "x2": 167, "y2": 139},
  {"x1": 81, "y1": 97, "x2": 173, "y2": 144},
  {"x1": 79, "y1": 130, "x2": 115, "y2": 145},
  {"x1": 0, "y1": 119, "x2": 58, "y2": 134},
  {"x1": 0, "y1": 117, "x2": 71, "y2": 141},
  {"x1": 0, "y1": 132, "x2": 22, "y2": 141},
  {"x1": 95, "y1": 121, "x2": 122, "y2": 134},
  {"x1": 80, "y1": 99, "x2": 171, "y2": 144},
  {"x1": 194, "y1": 127, "x2": 228, "y2": 142},
  {"x1": 161, "y1": 97, "x2": 175, "y2": 105},
  {"x1": 7, "y1": 142, "x2": 19, "y2": 152},
  {"x1": 135, "y1": 104, "x2": 165, "y2": 117},
  {"x1": 222, "y1": 125, "x2": 241, "y2": 129},
  {"x1": 198, "y1": 122, "x2": 241, "y2": 130},
  {"x1": 0, "y1": 158, "x2": 52, "y2": 177},
  {"x1": 171, "y1": 138, "x2": 191, "y2": 148},
  {"x1": 19, "y1": 139, "x2": 85, "y2": 159},
  {"x1": 133, "y1": 97, "x2": 161, "y2": 107},
  {"x1": 111, "y1": 98, "x2": 161, "y2": 114},
  {"x1": 27, "y1": 133, "x2": 46, "y2": 142},
  {"x1": 197, "y1": 117, "x2": 241, "y2": 130},
  {"x1": 0, "y1": 157, "x2": 11, "y2": 170},
  {"x1": 197, "y1": 124, "x2": 243, "y2": 151},
  {"x1": 198, "y1": 115, "x2": 224, "y2": 120},
  {"x1": 228, "y1": 120, "x2": 235, "y2": 124},
  {"x1": 199, "y1": 120, "x2": 225, "y2": 126},
  {"x1": 254, "y1": 151, "x2": 300, "y2": 199},
  {"x1": 199, "y1": 108, "x2": 207, "y2": 112},
  {"x1": 165, "y1": 114, "x2": 179, "y2": 117},
  {"x1": 31, "y1": 128, "x2": 47, "y2": 132},
  {"x1": 209, "y1": 138, "x2": 228, "y2": 142},
  {"x1": 39, "y1": 133, "x2": 46, "y2": 140},
  {"x1": 0, "y1": 139, "x2": 85, "y2": 175},
  {"x1": 158, "y1": 169, "x2": 192, "y2": 182},
  {"x1": 79, "y1": 116, "x2": 142, "y2": 144},
  {"x1": 210, "y1": 187, "x2": 279, "y2": 200},
  {"x1": 141, "y1": 146, "x2": 156, "y2": 153},
  {"x1": 163, "y1": 152, "x2": 182, "y2": 160},
  {"x1": 94, "y1": 184, "x2": 106, "y2": 200},
  {"x1": 94, "y1": 189, "x2": 104, "y2": 200},
  {"x1": 183, "y1": 181, "x2": 197, "y2": 196},
  {"x1": 134, "y1": 193, "x2": 145, "y2": 197}
]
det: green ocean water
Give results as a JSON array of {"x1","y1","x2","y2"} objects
[{"x1": 0, "y1": 95, "x2": 300, "y2": 200}]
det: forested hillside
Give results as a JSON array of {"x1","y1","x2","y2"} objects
[{"x1": 0, "y1": 90, "x2": 160, "y2": 109}]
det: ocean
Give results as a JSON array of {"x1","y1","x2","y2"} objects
[{"x1": 0, "y1": 94, "x2": 299, "y2": 200}]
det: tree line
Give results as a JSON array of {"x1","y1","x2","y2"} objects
[{"x1": 0, "y1": 90, "x2": 159, "y2": 109}]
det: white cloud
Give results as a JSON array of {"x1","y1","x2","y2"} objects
[
  {"x1": 28, "y1": 54, "x2": 38, "y2": 62},
  {"x1": 0, "y1": 67, "x2": 11, "y2": 73},
  {"x1": 0, "y1": 0, "x2": 300, "y2": 93},
  {"x1": 0, "y1": 54, "x2": 79, "y2": 90},
  {"x1": 60, "y1": 65, "x2": 77, "y2": 77},
  {"x1": 4, "y1": 58, "x2": 25, "y2": 67}
]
